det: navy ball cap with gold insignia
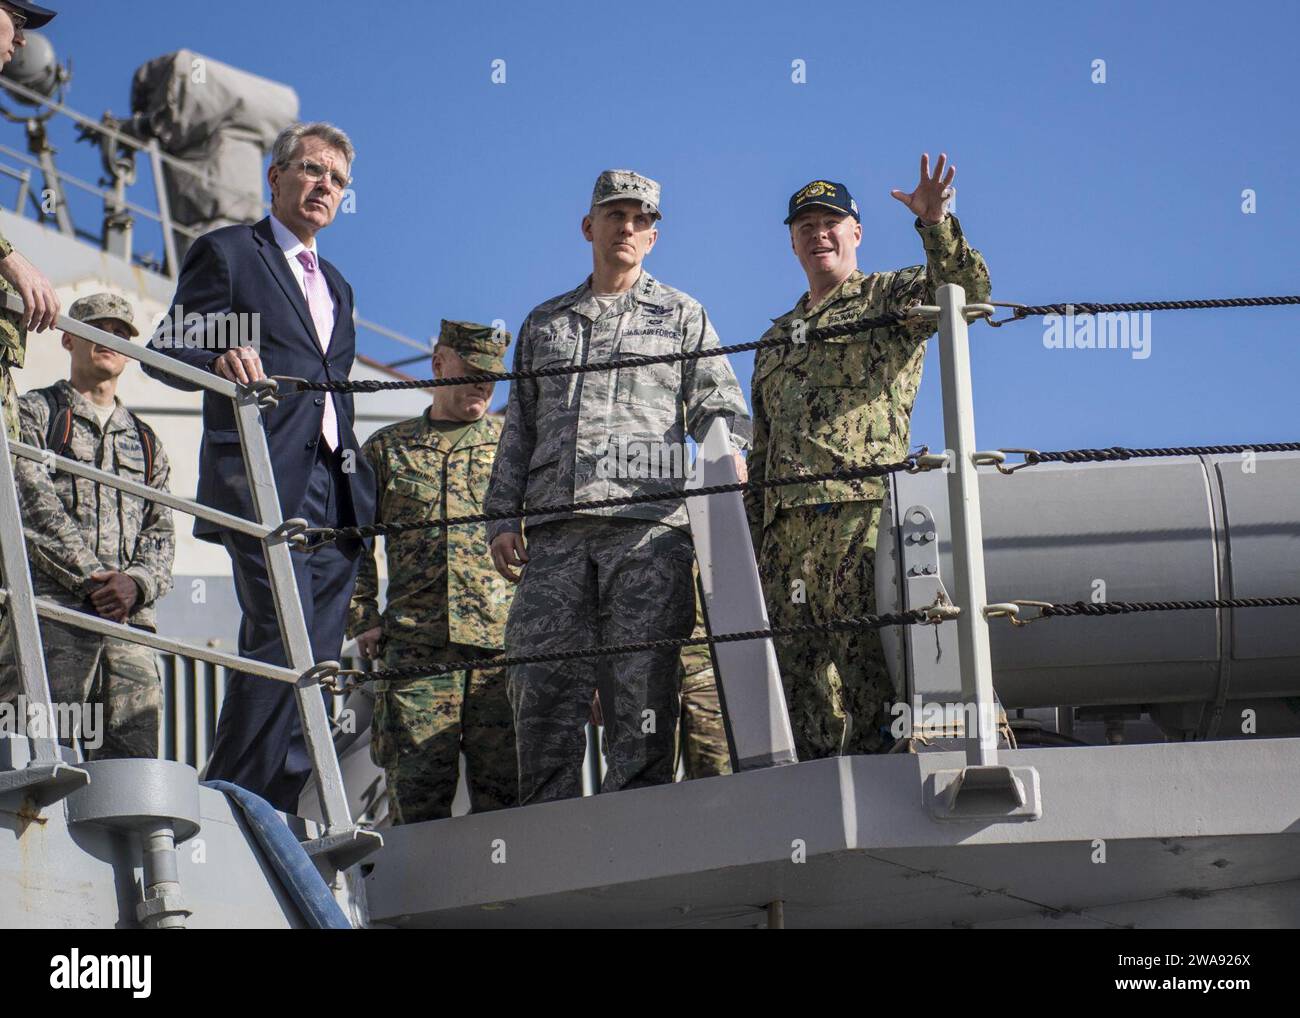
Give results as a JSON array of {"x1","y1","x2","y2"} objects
[
  {"x1": 784, "y1": 179, "x2": 860, "y2": 225},
  {"x1": 3, "y1": 2, "x2": 58, "y2": 29}
]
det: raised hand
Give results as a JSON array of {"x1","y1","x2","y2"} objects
[{"x1": 890, "y1": 152, "x2": 955, "y2": 226}]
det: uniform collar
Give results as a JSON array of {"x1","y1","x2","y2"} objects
[
  {"x1": 421, "y1": 408, "x2": 497, "y2": 451},
  {"x1": 774, "y1": 268, "x2": 869, "y2": 323},
  {"x1": 563, "y1": 270, "x2": 661, "y2": 320},
  {"x1": 58, "y1": 379, "x2": 128, "y2": 433}
]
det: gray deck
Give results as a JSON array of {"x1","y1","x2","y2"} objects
[{"x1": 364, "y1": 739, "x2": 1300, "y2": 928}]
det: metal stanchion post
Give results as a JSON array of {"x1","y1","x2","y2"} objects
[{"x1": 935, "y1": 283, "x2": 999, "y2": 766}]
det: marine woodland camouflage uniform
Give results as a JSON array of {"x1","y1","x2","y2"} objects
[
  {"x1": 746, "y1": 211, "x2": 991, "y2": 759},
  {"x1": 484, "y1": 170, "x2": 751, "y2": 805},
  {"x1": 0, "y1": 230, "x2": 27, "y2": 441},
  {"x1": 677, "y1": 584, "x2": 731, "y2": 779},
  {"x1": 349, "y1": 321, "x2": 517, "y2": 824},
  {"x1": 0, "y1": 365, "x2": 175, "y2": 759}
]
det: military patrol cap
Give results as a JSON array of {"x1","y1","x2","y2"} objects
[
  {"x1": 437, "y1": 319, "x2": 509, "y2": 374},
  {"x1": 68, "y1": 292, "x2": 138, "y2": 337},
  {"x1": 590, "y1": 169, "x2": 662, "y2": 220},
  {"x1": 784, "y1": 179, "x2": 860, "y2": 225},
  {"x1": 3, "y1": 2, "x2": 58, "y2": 29}
]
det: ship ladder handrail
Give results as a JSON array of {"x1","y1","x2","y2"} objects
[{"x1": 0, "y1": 291, "x2": 378, "y2": 875}]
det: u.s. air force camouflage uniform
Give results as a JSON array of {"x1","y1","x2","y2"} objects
[
  {"x1": 677, "y1": 585, "x2": 731, "y2": 779},
  {"x1": 485, "y1": 171, "x2": 751, "y2": 805},
  {"x1": 0, "y1": 374, "x2": 175, "y2": 759},
  {"x1": 0, "y1": 231, "x2": 27, "y2": 441},
  {"x1": 746, "y1": 212, "x2": 991, "y2": 759},
  {"x1": 349, "y1": 322, "x2": 517, "y2": 824}
]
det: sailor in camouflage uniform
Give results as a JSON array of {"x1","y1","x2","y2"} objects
[
  {"x1": 486, "y1": 170, "x2": 750, "y2": 805},
  {"x1": 0, "y1": 293, "x2": 174, "y2": 759},
  {"x1": 0, "y1": 1, "x2": 62, "y2": 439},
  {"x1": 746, "y1": 157, "x2": 991, "y2": 759},
  {"x1": 349, "y1": 320, "x2": 517, "y2": 823}
]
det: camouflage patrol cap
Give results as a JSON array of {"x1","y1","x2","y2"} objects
[
  {"x1": 590, "y1": 169, "x2": 662, "y2": 220},
  {"x1": 784, "y1": 179, "x2": 860, "y2": 225},
  {"x1": 68, "y1": 292, "x2": 138, "y2": 337},
  {"x1": 437, "y1": 319, "x2": 510, "y2": 374}
]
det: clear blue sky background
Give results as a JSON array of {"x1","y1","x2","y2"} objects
[{"x1": 35, "y1": 0, "x2": 1300, "y2": 453}]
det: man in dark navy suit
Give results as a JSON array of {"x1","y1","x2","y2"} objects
[{"x1": 145, "y1": 122, "x2": 374, "y2": 810}]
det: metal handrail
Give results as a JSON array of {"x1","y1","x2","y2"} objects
[
  {"x1": 0, "y1": 75, "x2": 267, "y2": 206},
  {"x1": 0, "y1": 291, "x2": 365, "y2": 860},
  {"x1": 0, "y1": 589, "x2": 301, "y2": 684},
  {"x1": 354, "y1": 315, "x2": 434, "y2": 357},
  {"x1": 0, "y1": 140, "x2": 203, "y2": 239},
  {"x1": 8, "y1": 439, "x2": 272, "y2": 539},
  {"x1": 0, "y1": 291, "x2": 240, "y2": 396}
]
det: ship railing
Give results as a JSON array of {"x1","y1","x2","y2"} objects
[
  {"x1": 0, "y1": 75, "x2": 434, "y2": 365},
  {"x1": 0, "y1": 290, "x2": 379, "y2": 871}
]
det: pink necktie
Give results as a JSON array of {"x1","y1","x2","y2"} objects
[{"x1": 296, "y1": 249, "x2": 339, "y2": 450}]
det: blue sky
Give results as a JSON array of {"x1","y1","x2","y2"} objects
[{"x1": 33, "y1": 0, "x2": 1300, "y2": 453}]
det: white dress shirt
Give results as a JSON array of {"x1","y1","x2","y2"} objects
[{"x1": 269, "y1": 214, "x2": 340, "y2": 449}]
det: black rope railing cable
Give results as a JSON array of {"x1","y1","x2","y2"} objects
[
  {"x1": 992, "y1": 294, "x2": 1300, "y2": 323},
  {"x1": 300, "y1": 455, "x2": 925, "y2": 547},
  {"x1": 1002, "y1": 596, "x2": 1300, "y2": 626},
  {"x1": 278, "y1": 310, "x2": 908, "y2": 395},
  {"x1": 337, "y1": 607, "x2": 941, "y2": 687},
  {"x1": 274, "y1": 293, "x2": 1300, "y2": 394},
  {"x1": 301, "y1": 438, "x2": 1300, "y2": 546},
  {"x1": 1002, "y1": 442, "x2": 1300, "y2": 471}
]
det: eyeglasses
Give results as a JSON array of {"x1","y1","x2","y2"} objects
[
  {"x1": 287, "y1": 158, "x2": 351, "y2": 192},
  {"x1": 1, "y1": 6, "x2": 27, "y2": 31}
]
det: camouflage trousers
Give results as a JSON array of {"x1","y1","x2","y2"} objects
[
  {"x1": 371, "y1": 638, "x2": 517, "y2": 824},
  {"x1": 0, "y1": 607, "x2": 161, "y2": 759},
  {"x1": 2, "y1": 363, "x2": 18, "y2": 441},
  {"x1": 506, "y1": 516, "x2": 695, "y2": 805},
  {"x1": 758, "y1": 501, "x2": 895, "y2": 760},
  {"x1": 677, "y1": 659, "x2": 731, "y2": 779}
]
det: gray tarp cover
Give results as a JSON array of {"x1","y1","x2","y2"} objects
[{"x1": 131, "y1": 50, "x2": 299, "y2": 230}]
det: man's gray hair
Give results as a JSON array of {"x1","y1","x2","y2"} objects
[{"x1": 271, "y1": 122, "x2": 355, "y2": 170}]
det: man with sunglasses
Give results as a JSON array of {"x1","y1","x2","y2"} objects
[
  {"x1": 145, "y1": 122, "x2": 375, "y2": 811},
  {"x1": 0, "y1": 2, "x2": 62, "y2": 441}
]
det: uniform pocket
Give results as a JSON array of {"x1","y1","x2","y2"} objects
[
  {"x1": 385, "y1": 473, "x2": 441, "y2": 520},
  {"x1": 614, "y1": 333, "x2": 681, "y2": 411}
]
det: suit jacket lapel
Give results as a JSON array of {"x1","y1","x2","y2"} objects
[
  {"x1": 253, "y1": 217, "x2": 320, "y2": 350},
  {"x1": 319, "y1": 259, "x2": 349, "y2": 347}
]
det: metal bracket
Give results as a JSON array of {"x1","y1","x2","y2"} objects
[
  {"x1": 0, "y1": 761, "x2": 90, "y2": 808},
  {"x1": 993, "y1": 448, "x2": 1041, "y2": 475},
  {"x1": 299, "y1": 660, "x2": 341, "y2": 690},
  {"x1": 267, "y1": 518, "x2": 309, "y2": 547},
  {"x1": 907, "y1": 451, "x2": 951, "y2": 474},
  {"x1": 927, "y1": 764, "x2": 1041, "y2": 821},
  {"x1": 242, "y1": 378, "x2": 282, "y2": 410},
  {"x1": 986, "y1": 301, "x2": 1028, "y2": 327},
  {"x1": 302, "y1": 826, "x2": 384, "y2": 872}
]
